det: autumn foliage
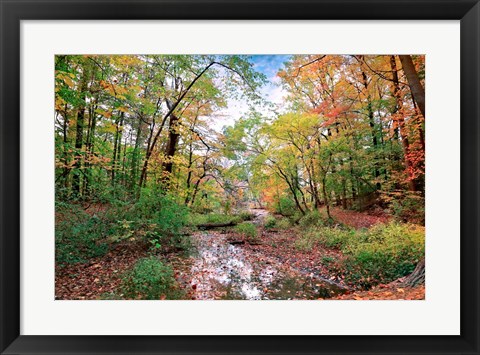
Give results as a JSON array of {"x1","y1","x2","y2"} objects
[{"x1": 55, "y1": 55, "x2": 425, "y2": 300}]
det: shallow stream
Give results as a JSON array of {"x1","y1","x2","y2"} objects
[{"x1": 190, "y1": 210, "x2": 346, "y2": 300}]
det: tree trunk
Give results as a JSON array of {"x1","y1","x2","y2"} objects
[
  {"x1": 184, "y1": 142, "x2": 194, "y2": 205},
  {"x1": 138, "y1": 62, "x2": 216, "y2": 189},
  {"x1": 399, "y1": 55, "x2": 425, "y2": 118},
  {"x1": 360, "y1": 69, "x2": 381, "y2": 190},
  {"x1": 72, "y1": 106, "x2": 85, "y2": 196},
  {"x1": 162, "y1": 111, "x2": 180, "y2": 184},
  {"x1": 111, "y1": 111, "x2": 124, "y2": 184},
  {"x1": 276, "y1": 167, "x2": 305, "y2": 215},
  {"x1": 401, "y1": 258, "x2": 425, "y2": 287},
  {"x1": 71, "y1": 65, "x2": 90, "y2": 197},
  {"x1": 130, "y1": 117, "x2": 143, "y2": 190},
  {"x1": 390, "y1": 56, "x2": 416, "y2": 192}
]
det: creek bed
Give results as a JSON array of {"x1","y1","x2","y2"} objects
[{"x1": 189, "y1": 211, "x2": 346, "y2": 300}]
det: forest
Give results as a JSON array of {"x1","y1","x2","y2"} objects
[{"x1": 55, "y1": 54, "x2": 425, "y2": 300}]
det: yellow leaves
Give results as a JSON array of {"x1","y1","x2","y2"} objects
[
  {"x1": 100, "y1": 121, "x2": 118, "y2": 134},
  {"x1": 56, "y1": 71, "x2": 76, "y2": 88},
  {"x1": 117, "y1": 106, "x2": 130, "y2": 113},
  {"x1": 114, "y1": 55, "x2": 142, "y2": 67},
  {"x1": 130, "y1": 85, "x2": 143, "y2": 93},
  {"x1": 96, "y1": 109, "x2": 112, "y2": 118},
  {"x1": 55, "y1": 96, "x2": 67, "y2": 111},
  {"x1": 114, "y1": 85, "x2": 128, "y2": 96}
]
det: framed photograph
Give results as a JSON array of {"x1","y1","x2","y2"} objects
[{"x1": 1, "y1": 0, "x2": 478, "y2": 354}]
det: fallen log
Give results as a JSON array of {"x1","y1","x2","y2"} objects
[
  {"x1": 228, "y1": 240, "x2": 245, "y2": 245},
  {"x1": 197, "y1": 221, "x2": 237, "y2": 230}
]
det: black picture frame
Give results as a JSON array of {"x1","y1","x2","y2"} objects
[{"x1": 1, "y1": 1, "x2": 478, "y2": 354}]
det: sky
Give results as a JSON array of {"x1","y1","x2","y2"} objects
[{"x1": 209, "y1": 55, "x2": 292, "y2": 131}]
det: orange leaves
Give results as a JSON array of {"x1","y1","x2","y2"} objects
[
  {"x1": 99, "y1": 80, "x2": 128, "y2": 99},
  {"x1": 55, "y1": 150, "x2": 111, "y2": 171},
  {"x1": 99, "y1": 80, "x2": 109, "y2": 89},
  {"x1": 333, "y1": 284, "x2": 425, "y2": 300}
]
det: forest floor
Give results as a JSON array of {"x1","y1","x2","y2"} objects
[{"x1": 55, "y1": 207, "x2": 424, "y2": 300}]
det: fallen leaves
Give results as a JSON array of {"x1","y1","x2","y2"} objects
[
  {"x1": 55, "y1": 209, "x2": 423, "y2": 301},
  {"x1": 330, "y1": 207, "x2": 391, "y2": 229},
  {"x1": 55, "y1": 240, "x2": 149, "y2": 300},
  {"x1": 332, "y1": 284, "x2": 425, "y2": 300}
]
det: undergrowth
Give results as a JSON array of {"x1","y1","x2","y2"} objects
[
  {"x1": 120, "y1": 256, "x2": 182, "y2": 300},
  {"x1": 296, "y1": 222, "x2": 425, "y2": 288},
  {"x1": 234, "y1": 222, "x2": 258, "y2": 242},
  {"x1": 56, "y1": 188, "x2": 190, "y2": 265}
]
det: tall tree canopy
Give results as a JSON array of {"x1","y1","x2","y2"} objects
[{"x1": 56, "y1": 54, "x2": 425, "y2": 219}]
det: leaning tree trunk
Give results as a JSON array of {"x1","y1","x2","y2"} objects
[
  {"x1": 399, "y1": 55, "x2": 425, "y2": 118},
  {"x1": 401, "y1": 258, "x2": 425, "y2": 287}
]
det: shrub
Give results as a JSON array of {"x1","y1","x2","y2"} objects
[
  {"x1": 274, "y1": 197, "x2": 297, "y2": 216},
  {"x1": 55, "y1": 203, "x2": 112, "y2": 264},
  {"x1": 341, "y1": 223, "x2": 424, "y2": 287},
  {"x1": 295, "y1": 222, "x2": 424, "y2": 288},
  {"x1": 298, "y1": 210, "x2": 327, "y2": 228},
  {"x1": 275, "y1": 217, "x2": 291, "y2": 230},
  {"x1": 56, "y1": 190, "x2": 190, "y2": 264},
  {"x1": 238, "y1": 211, "x2": 255, "y2": 221},
  {"x1": 264, "y1": 216, "x2": 277, "y2": 229},
  {"x1": 130, "y1": 189, "x2": 190, "y2": 252},
  {"x1": 135, "y1": 189, "x2": 189, "y2": 237},
  {"x1": 293, "y1": 225, "x2": 348, "y2": 251},
  {"x1": 391, "y1": 194, "x2": 425, "y2": 225},
  {"x1": 235, "y1": 222, "x2": 258, "y2": 241},
  {"x1": 295, "y1": 233, "x2": 317, "y2": 251},
  {"x1": 121, "y1": 257, "x2": 176, "y2": 300},
  {"x1": 381, "y1": 191, "x2": 425, "y2": 225},
  {"x1": 322, "y1": 227, "x2": 355, "y2": 248}
]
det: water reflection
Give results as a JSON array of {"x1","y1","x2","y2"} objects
[{"x1": 190, "y1": 231, "x2": 345, "y2": 300}]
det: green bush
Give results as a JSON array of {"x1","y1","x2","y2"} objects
[
  {"x1": 295, "y1": 234, "x2": 316, "y2": 251},
  {"x1": 322, "y1": 227, "x2": 355, "y2": 248},
  {"x1": 391, "y1": 193, "x2": 425, "y2": 225},
  {"x1": 121, "y1": 257, "x2": 176, "y2": 300},
  {"x1": 235, "y1": 222, "x2": 258, "y2": 241},
  {"x1": 55, "y1": 203, "x2": 113, "y2": 264},
  {"x1": 294, "y1": 225, "x2": 346, "y2": 250},
  {"x1": 274, "y1": 197, "x2": 297, "y2": 216},
  {"x1": 135, "y1": 189, "x2": 189, "y2": 237},
  {"x1": 128, "y1": 189, "x2": 190, "y2": 252},
  {"x1": 296, "y1": 222, "x2": 424, "y2": 288},
  {"x1": 56, "y1": 190, "x2": 190, "y2": 264},
  {"x1": 341, "y1": 223, "x2": 424, "y2": 287},
  {"x1": 264, "y1": 216, "x2": 277, "y2": 229},
  {"x1": 275, "y1": 217, "x2": 291, "y2": 230},
  {"x1": 298, "y1": 210, "x2": 327, "y2": 228},
  {"x1": 238, "y1": 211, "x2": 255, "y2": 221}
]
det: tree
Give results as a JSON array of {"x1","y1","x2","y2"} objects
[{"x1": 399, "y1": 55, "x2": 425, "y2": 118}]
